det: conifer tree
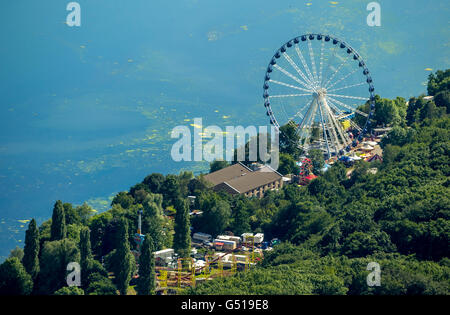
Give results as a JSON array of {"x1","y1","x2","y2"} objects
[
  {"x1": 23, "y1": 218, "x2": 40, "y2": 280},
  {"x1": 136, "y1": 234, "x2": 155, "y2": 295},
  {"x1": 173, "y1": 197, "x2": 191, "y2": 258},
  {"x1": 115, "y1": 218, "x2": 134, "y2": 295},
  {"x1": 50, "y1": 200, "x2": 66, "y2": 241},
  {"x1": 79, "y1": 227, "x2": 93, "y2": 286}
]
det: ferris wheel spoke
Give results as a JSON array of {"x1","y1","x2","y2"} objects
[
  {"x1": 307, "y1": 40, "x2": 319, "y2": 83},
  {"x1": 349, "y1": 119, "x2": 363, "y2": 132},
  {"x1": 324, "y1": 101, "x2": 350, "y2": 145},
  {"x1": 269, "y1": 79, "x2": 313, "y2": 93},
  {"x1": 320, "y1": 43, "x2": 339, "y2": 87},
  {"x1": 328, "y1": 81, "x2": 366, "y2": 93},
  {"x1": 327, "y1": 99, "x2": 350, "y2": 119},
  {"x1": 327, "y1": 96, "x2": 368, "y2": 117},
  {"x1": 273, "y1": 64, "x2": 312, "y2": 90},
  {"x1": 327, "y1": 102, "x2": 344, "y2": 116},
  {"x1": 323, "y1": 54, "x2": 351, "y2": 88},
  {"x1": 328, "y1": 102, "x2": 363, "y2": 132},
  {"x1": 317, "y1": 101, "x2": 332, "y2": 157},
  {"x1": 327, "y1": 100, "x2": 350, "y2": 124},
  {"x1": 305, "y1": 104, "x2": 319, "y2": 148},
  {"x1": 327, "y1": 93, "x2": 368, "y2": 102},
  {"x1": 290, "y1": 99, "x2": 313, "y2": 121},
  {"x1": 295, "y1": 45, "x2": 315, "y2": 84},
  {"x1": 322, "y1": 102, "x2": 342, "y2": 149},
  {"x1": 297, "y1": 97, "x2": 317, "y2": 140},
  {"x1": 327, "y1": 68, "x2": 359, "y2": 90},
  {"x1": 300, "y1": 99, "x2": 319, "y2": 148},
  {"x1": 282, "y1": 53, "x2": 314, "y2": 88},
  {"x1": 270, "y1": 93, "x2": 312, "y2": 98},
  {"x1": 318, "y1": 40, "x2": 325, "y2": 85}
]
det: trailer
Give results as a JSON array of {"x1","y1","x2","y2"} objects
[
  {"x1": 221, "y1": 240, "x2": 236, "y2": 251},
  {"x1": 220, "y1": 254, "x2": 254, "y2": 269},
  {"x1": 241, "y1": 233, "x2": 253, "y2": 244},
  {"x1": 153, "y1": 248, "x2": 174, "y2": 266},
  {"x1": 254, "y1": 233, "x2": 264, "y2": 244},
  {"x1": 241, "y1": 233, "x2": 264, "y2": 244},
  {"x1": 216, "y1": 235, "x2": 241, "y2": 245},
  {"x1": 193, "y1": 232, "x2": 212, "y2": 243}
]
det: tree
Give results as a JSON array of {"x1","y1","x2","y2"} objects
[
  {"x1": 143, "y1": 173, "x2": 165, "y2": 193},
  {"x1": 188, "y1": 175, "x2": 211, "y2": 197},
  {"x1": 88, "y1": 211, "x2": 114, "y2": 257},
  {"x1": 63, "y1": 203, "x2": 78, "y2": 225},
  {"x1": 75, "y1": 203, "x2": 95, "y2": 225},
  {"x1": 23, "y1": 218, "x2": 40, "y2": 280},
  {"x1": 136, "y1": 235, "x2": 155, "y2": 295},
  {"x1": 232, "y1": 132, "x2": 273, "y2": 166},
  {"x1": 161, "y1": 175, "x2": 181, "y2": 208},
  {"x1": 51, "y1": 200, "x2": 66, "y2": 241},
  {"x1": 85, "y1": 274, "x2": 117, "y2": 295},
  {"x1": 308, "y1": 149, "x2": 325, "y2": 175},
  {"x1": 197, "y1": 192, "x2": 231, "y2": 236},
  {"x1": 114, "y1": 218, "x2": 134, "y2": 295},
  {"x1": 210, "y1": 160, "x2": 229, "y2": 173},
  {"x1": 143, "y1": 214, "x2": 167, "y2": 252},
  {"x1": 278, "y1": 153, "x2": 300, "y2": 175},
  {"x1": 427, "y1": 69, "x2": 450, "y2": 96},
  {"x1": 111, "y1": 192, "x2": 134, "y2": 209},
  {"x1": 382, "y1": 144, "x2": 402, "y2": 165},
  {"x1": 279, "y1": 123, "x2": 302, "y2": 160},
  {"x1": 129, "y1": 183, "x2": 150, "y2": 198},
  {"x1": 419, "y1": 100, "x2": 446, "y2": 122},
  {"x1": 231, "y1": 199, "x2": 251, "y2": 236},
  {"x1": 79, "y1": 227, "x2": 94, "y2": 287},
  {"x1": 372, "y1": 95, "x2": 403, "y2": 126},
  {"x1": 177, "y1": 171, "x2": 194, "y2": 197},
  {"x1": 54, "y1": 286, "x2": 85, "y2": 295},
  {"x1": 0, "y1": 257, "x2": 33, "y2": 295},
  {"x1": 380, "y1": 125, "x2": 415, "y2": 147},
  {"x1": 37, "y1": 239, "x2": 80, "y2": 295},
  {"x1": 433, "y1": 90, "x2": 450, "y2": 113},
  {"x1": 173, "y1": 198, "x2": 191, "y2": 258},
  {"x1": 9, "y1": 246, "x2": 24, "y2": 261},
  {"x1": 63, "y1": 202, "x2": 92, "y2": 226}
]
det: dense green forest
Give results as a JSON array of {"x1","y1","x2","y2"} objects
[{"x1": 0, "y1": 70, "x2": 449, "y2": 295}]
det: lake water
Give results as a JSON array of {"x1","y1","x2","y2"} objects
[{"x1": 0, "y1": 0, "x2": 449, "y2": 260}]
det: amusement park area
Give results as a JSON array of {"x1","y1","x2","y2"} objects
[
  {"x1": 132, "y1": 208, "x2": 279, "y2": 294},
  {"x1": 129, "y1": 33, "x2": 390, "y2": 294}
]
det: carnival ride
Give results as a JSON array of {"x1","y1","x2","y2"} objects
[
  {"x1": 263, "y1": 34, "x2": 375, "y2": 159},
  {"x1": 297, "y1": 157, "x2": 317, "y2": 185},
  {"x1": 153, "y1": 247, "x2": 259, "y2": 293}
]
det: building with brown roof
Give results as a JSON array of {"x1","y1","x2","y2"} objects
[
  {"x1": 203, "y1": 162, "x2": 252, "y2": 186},
  {"x1": 204, "y1": 162, "x2": 283, "y2": 198}
]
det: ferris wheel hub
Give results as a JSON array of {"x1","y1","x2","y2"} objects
[{"x1": 312, "y1": 88, "x2": 327, "y2": 102}]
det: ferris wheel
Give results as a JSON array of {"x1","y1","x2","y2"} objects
[{"x1": 263, "y1": 34, "x2": 375, "y2": 159}]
